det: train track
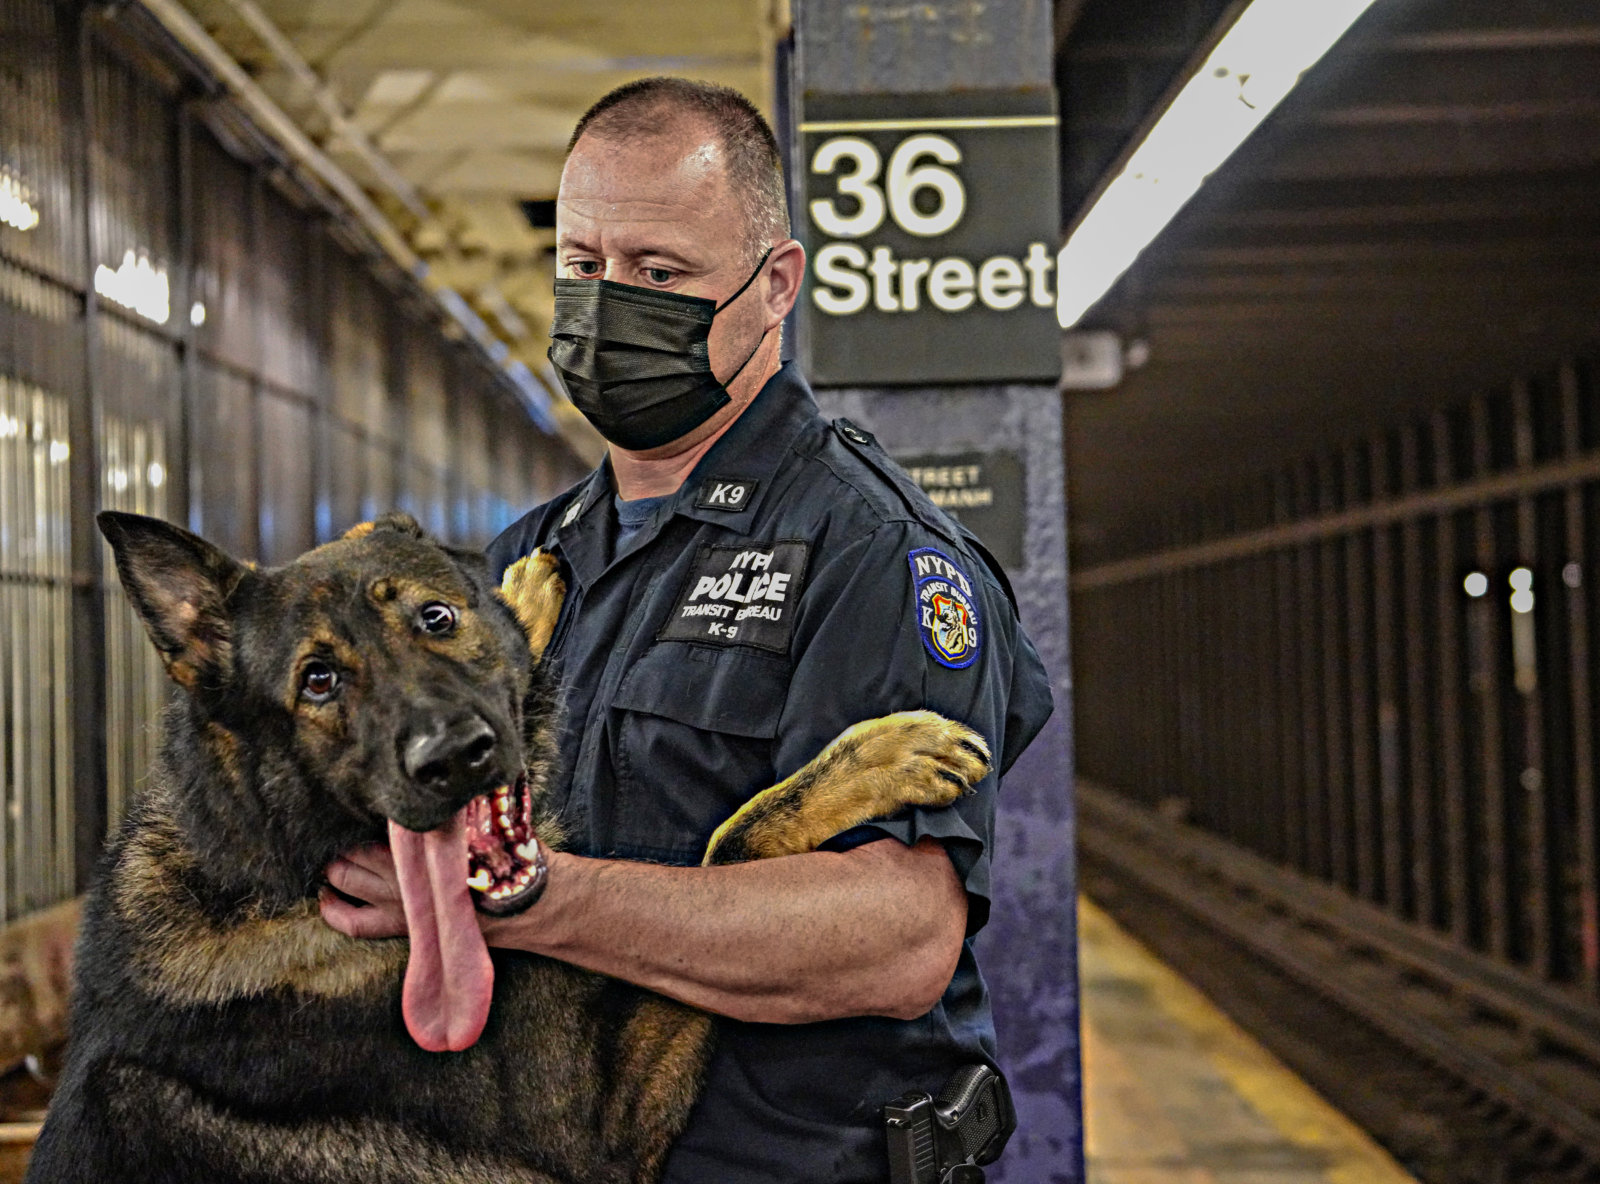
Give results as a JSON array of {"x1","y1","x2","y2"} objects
[{"x1": 1077, "y1": 781, "x2": 1600, "y2": 1184}]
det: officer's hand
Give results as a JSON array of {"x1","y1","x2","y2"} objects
[{"x1": 320, "y1": 843, "x2": 409, "y2": 939}]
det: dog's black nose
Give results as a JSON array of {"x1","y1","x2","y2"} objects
[{"x1": 402, "y1": 717, "x2": 498, "y2": 791}]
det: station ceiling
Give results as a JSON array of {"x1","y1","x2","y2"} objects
[
  {"x1": 180, "y1": 0, "x2": 780, "y2": 368},
  {"x1": 169, "y1": 0, "x2": 1600, "y2": 569},
  {"x1": 1059, "y1": 0, "x2": 1600, "y2": 562}
]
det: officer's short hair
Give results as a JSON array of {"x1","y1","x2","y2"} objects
[{"x1": 569, "y1": 78, "x2": 789, "y2": 266}]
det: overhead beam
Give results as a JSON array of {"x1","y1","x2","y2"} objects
[
  {"x1": 1161, "y1": 237, "x2": 1600, "y2": 268},
  {"x1": 1373, "y1": 26, "x2": 1600, "y2": 53},
  {"x1": 1252, "y1": 119, "x2": 1600, "y2": 182},
  {"x1": 1304, "y1": 98, "x2": 1600, "y2": 128},
  {"x1": 1192, "y1": 196, "x2": 1600, "y2": 230},
  {"x1": 1147, "y1": 273, "x2": 1600, "y2": 302},
  {"x1": 1072, "y1": 446, "x2": 1600, "y2": 590}
]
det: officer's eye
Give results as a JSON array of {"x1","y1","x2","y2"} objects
[
  {"x1": 643, "y1": 266, "x2": 674, "y2": 285},
  {"x1": 417, "y1": 602, "x2": 457, "y2": 635},
  {"x1": 301, "y1": 661, "x2": 340, "y2": 702},
  {"x1": 568, "y1": 259, "x2": 603, "y2": 278}
]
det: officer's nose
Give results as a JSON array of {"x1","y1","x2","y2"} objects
[{"x1": 401, "y1": 715, "x2": 498, "y2": 792}]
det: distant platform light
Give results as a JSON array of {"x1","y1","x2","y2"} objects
[
  {"x1": 1512, "y1": 589, "x2": 1535, "y2": 615},
  {"x1": 49, "y1": 440, "x2": 69, "y2": 465},
  {"x1": 1564, "y1": 562, "x2": 1583, "y2": 588},
  {"x1": 95, "y1": 249, "x2": 170, "y2": 326},
  {"x1": 1509, "y1": 566, "x2": 1534, "y2": 593},
  {"x1": 190, "y1": 301, "x2": 207, "y2": 327},
  {"x1": 148, "y1": 462, "x2": 166, "y2": 488},
  {"x1": 0, "y1": 169, "x2": 40, "y2": 232},
  {"x1": 1056, "y1": 0, "x2": 1380, "y2": 328},
  {"x1": 1464, "y1": 572, "x2": 1488, "y2": 598}
]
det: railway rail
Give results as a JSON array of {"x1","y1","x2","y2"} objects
[{"x1": 1078, "y1": 779, "x2": 1600, "y2": 1184}]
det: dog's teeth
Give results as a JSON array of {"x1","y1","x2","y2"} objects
[
  {"x1": 514, "y1": 841, "x2": 539, "y2": 862},
  {"x1": 466, "y1": 870, "x2": 491, "y2": 891}
]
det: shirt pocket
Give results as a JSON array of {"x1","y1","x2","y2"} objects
[{"x1": 606, "y1": 644, "x2": 789, "y2": 861}]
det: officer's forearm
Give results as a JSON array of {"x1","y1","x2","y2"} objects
[{"x1": 480, "y1": 837, "x2": 967, "y2": 1024}]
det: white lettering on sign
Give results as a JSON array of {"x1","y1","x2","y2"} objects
[
  {"x1": 928, "y1": 258, "x2": 974, "y2": 312},
  {"x1": 808, "y1": 130, "x2": 1055, "y2": 319},
  {"x1": 813, "y1": 241, "x2": 1054, "y2": 317},
  {"x1": 809, "y1": 138, "x2": 885, "y2": 239},
  {"x1": 884, "y1": 135, "x2": 965, "y2": 237},
  {"x1": 814, "y1": 244, "x2": 870, "y2": 315},
  {"x1": 810, "y1": 134, "x2": 964, "y2": 240},
  {"x1": 905, "y1": 465, "x2": 982, "y2": 488},
  {"x1": 927, "y1": 487, "x2": 993, "y2": 509},
  {"x1": 977, "y1": 256, "x2": 1025, "y2": 311}
]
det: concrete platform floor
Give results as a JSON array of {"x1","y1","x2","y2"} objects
[{"x1": 1080, "y1": 898, "x2": 1419, "y2": 1184}]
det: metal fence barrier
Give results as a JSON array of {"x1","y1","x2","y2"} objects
[
  {"x1": 1073, "y1": 354, "x2": 1600, "y2": 1005},
  {"x1": 0, "y1": 0, "x2": 586, "y2": 921}
]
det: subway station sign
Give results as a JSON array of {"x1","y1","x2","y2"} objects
[
  {"x1": 799, "y1": 91, "x2": 1060, "y2": 386},
  {"x1": 894, "y1": 449, "x2": 1026, "y2": 571}
]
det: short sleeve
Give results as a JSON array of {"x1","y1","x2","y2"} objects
[{"x1": 776, "y1": 522, "x2": 1051, "y2": 935}]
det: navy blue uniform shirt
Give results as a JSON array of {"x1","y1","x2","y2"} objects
[{"x1": 486, "y1": 362, "x2": 1054, "y2": 1183}]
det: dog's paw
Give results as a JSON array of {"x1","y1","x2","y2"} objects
[
  {"x1": 497, "y1": 550, "x2": 566, "y2": 660},
  {"x1": 828, "y1": 710, "x2": 991, "y2": 810}
]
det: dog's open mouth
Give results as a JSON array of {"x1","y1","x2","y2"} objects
[
  {"x1": 462, "y1": 772, "x2": 542, "y2": 915},
  {"x1": 386, "y1": 772, "x2": 543, "y2": 1054}
]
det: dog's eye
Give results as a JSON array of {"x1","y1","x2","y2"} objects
[
  {"x1": 301, "y1": 662, "x2": 340, "y2": 702},
  {"x1": 417, "y1": 602, "x2": 457, "y2": 635}
]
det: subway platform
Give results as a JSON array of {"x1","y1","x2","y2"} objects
[{"x1": 1079, "y1": 899, "x2": 1416, "y2": 1184}]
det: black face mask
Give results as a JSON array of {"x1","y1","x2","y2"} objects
[{"x1": 547, "y1": 250, "x2": 771, "y2": 451}]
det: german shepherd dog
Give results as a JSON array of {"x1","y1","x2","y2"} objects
[{"x1": 25, "y1": 511, "x2": 991, "y2": 1183}]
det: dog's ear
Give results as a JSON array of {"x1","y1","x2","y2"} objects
[{"x1": 97, "y1": 511, "x2": 247, "y2": 689}]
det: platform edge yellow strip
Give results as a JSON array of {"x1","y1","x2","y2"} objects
[{"x1": 1079, "y1": 898, "x2": 1419, "y2": 1184}]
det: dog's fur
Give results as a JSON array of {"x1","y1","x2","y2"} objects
[{"x1": 26, "y1": 511, "x2": 991, "y2": 1183}]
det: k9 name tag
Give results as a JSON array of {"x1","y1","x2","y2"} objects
[{"x1": 658, "y1": 540, "x2": 810, "y2": 652}]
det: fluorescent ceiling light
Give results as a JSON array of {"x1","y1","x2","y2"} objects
[{"x1": 1056, "y1": 0, "x2": 1381, "y2": 329}]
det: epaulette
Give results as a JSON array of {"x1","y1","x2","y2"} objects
[{"x1": 830, "y1": 418, "x2": 1020, "y2": 612}]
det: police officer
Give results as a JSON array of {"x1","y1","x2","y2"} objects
[{"x1": 326, "y1": 77, "x2": 1053, "y2": 1182}]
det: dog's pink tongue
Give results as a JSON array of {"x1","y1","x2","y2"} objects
[{"x1": 388, "y1": 812, "x2": 493, "y2": 1052}]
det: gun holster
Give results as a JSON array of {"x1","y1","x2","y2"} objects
[{"x1": 884, "y1": 1063, "x2": 1017, "y2": 1184}]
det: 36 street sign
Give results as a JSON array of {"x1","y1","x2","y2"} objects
[{"x1": 798, "y1": 91, "x2": 1060, "y2": 387}]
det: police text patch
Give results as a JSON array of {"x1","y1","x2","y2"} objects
[
  {"x1": 659, "y1": 541, "x2": 809, "y2": 652},
  {"x1": 909, "y1": 547, "x2": 981, "y2": 669},
  {"x1": 695, "y1": 477, "x2": 758, "y2": 512}
]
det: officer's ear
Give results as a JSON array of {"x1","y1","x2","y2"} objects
[{"x1": 762, "y1": 240, "x2": 806, "y2": 328}]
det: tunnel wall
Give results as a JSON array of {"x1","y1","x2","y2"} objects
[
  {"x1": 0, "y1": 0, "x2": 587, "y2": 919},
  {"x1": 1073, "y1": 353, "x2": 1600, "y2": 1002}
]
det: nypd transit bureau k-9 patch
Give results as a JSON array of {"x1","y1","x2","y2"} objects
[
  {"x1": 659, "y1": 540, "x2": 810, "y2": 652},
  {"x1": 909, "y1": 547, "x2": 981, "y2": 668}
]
